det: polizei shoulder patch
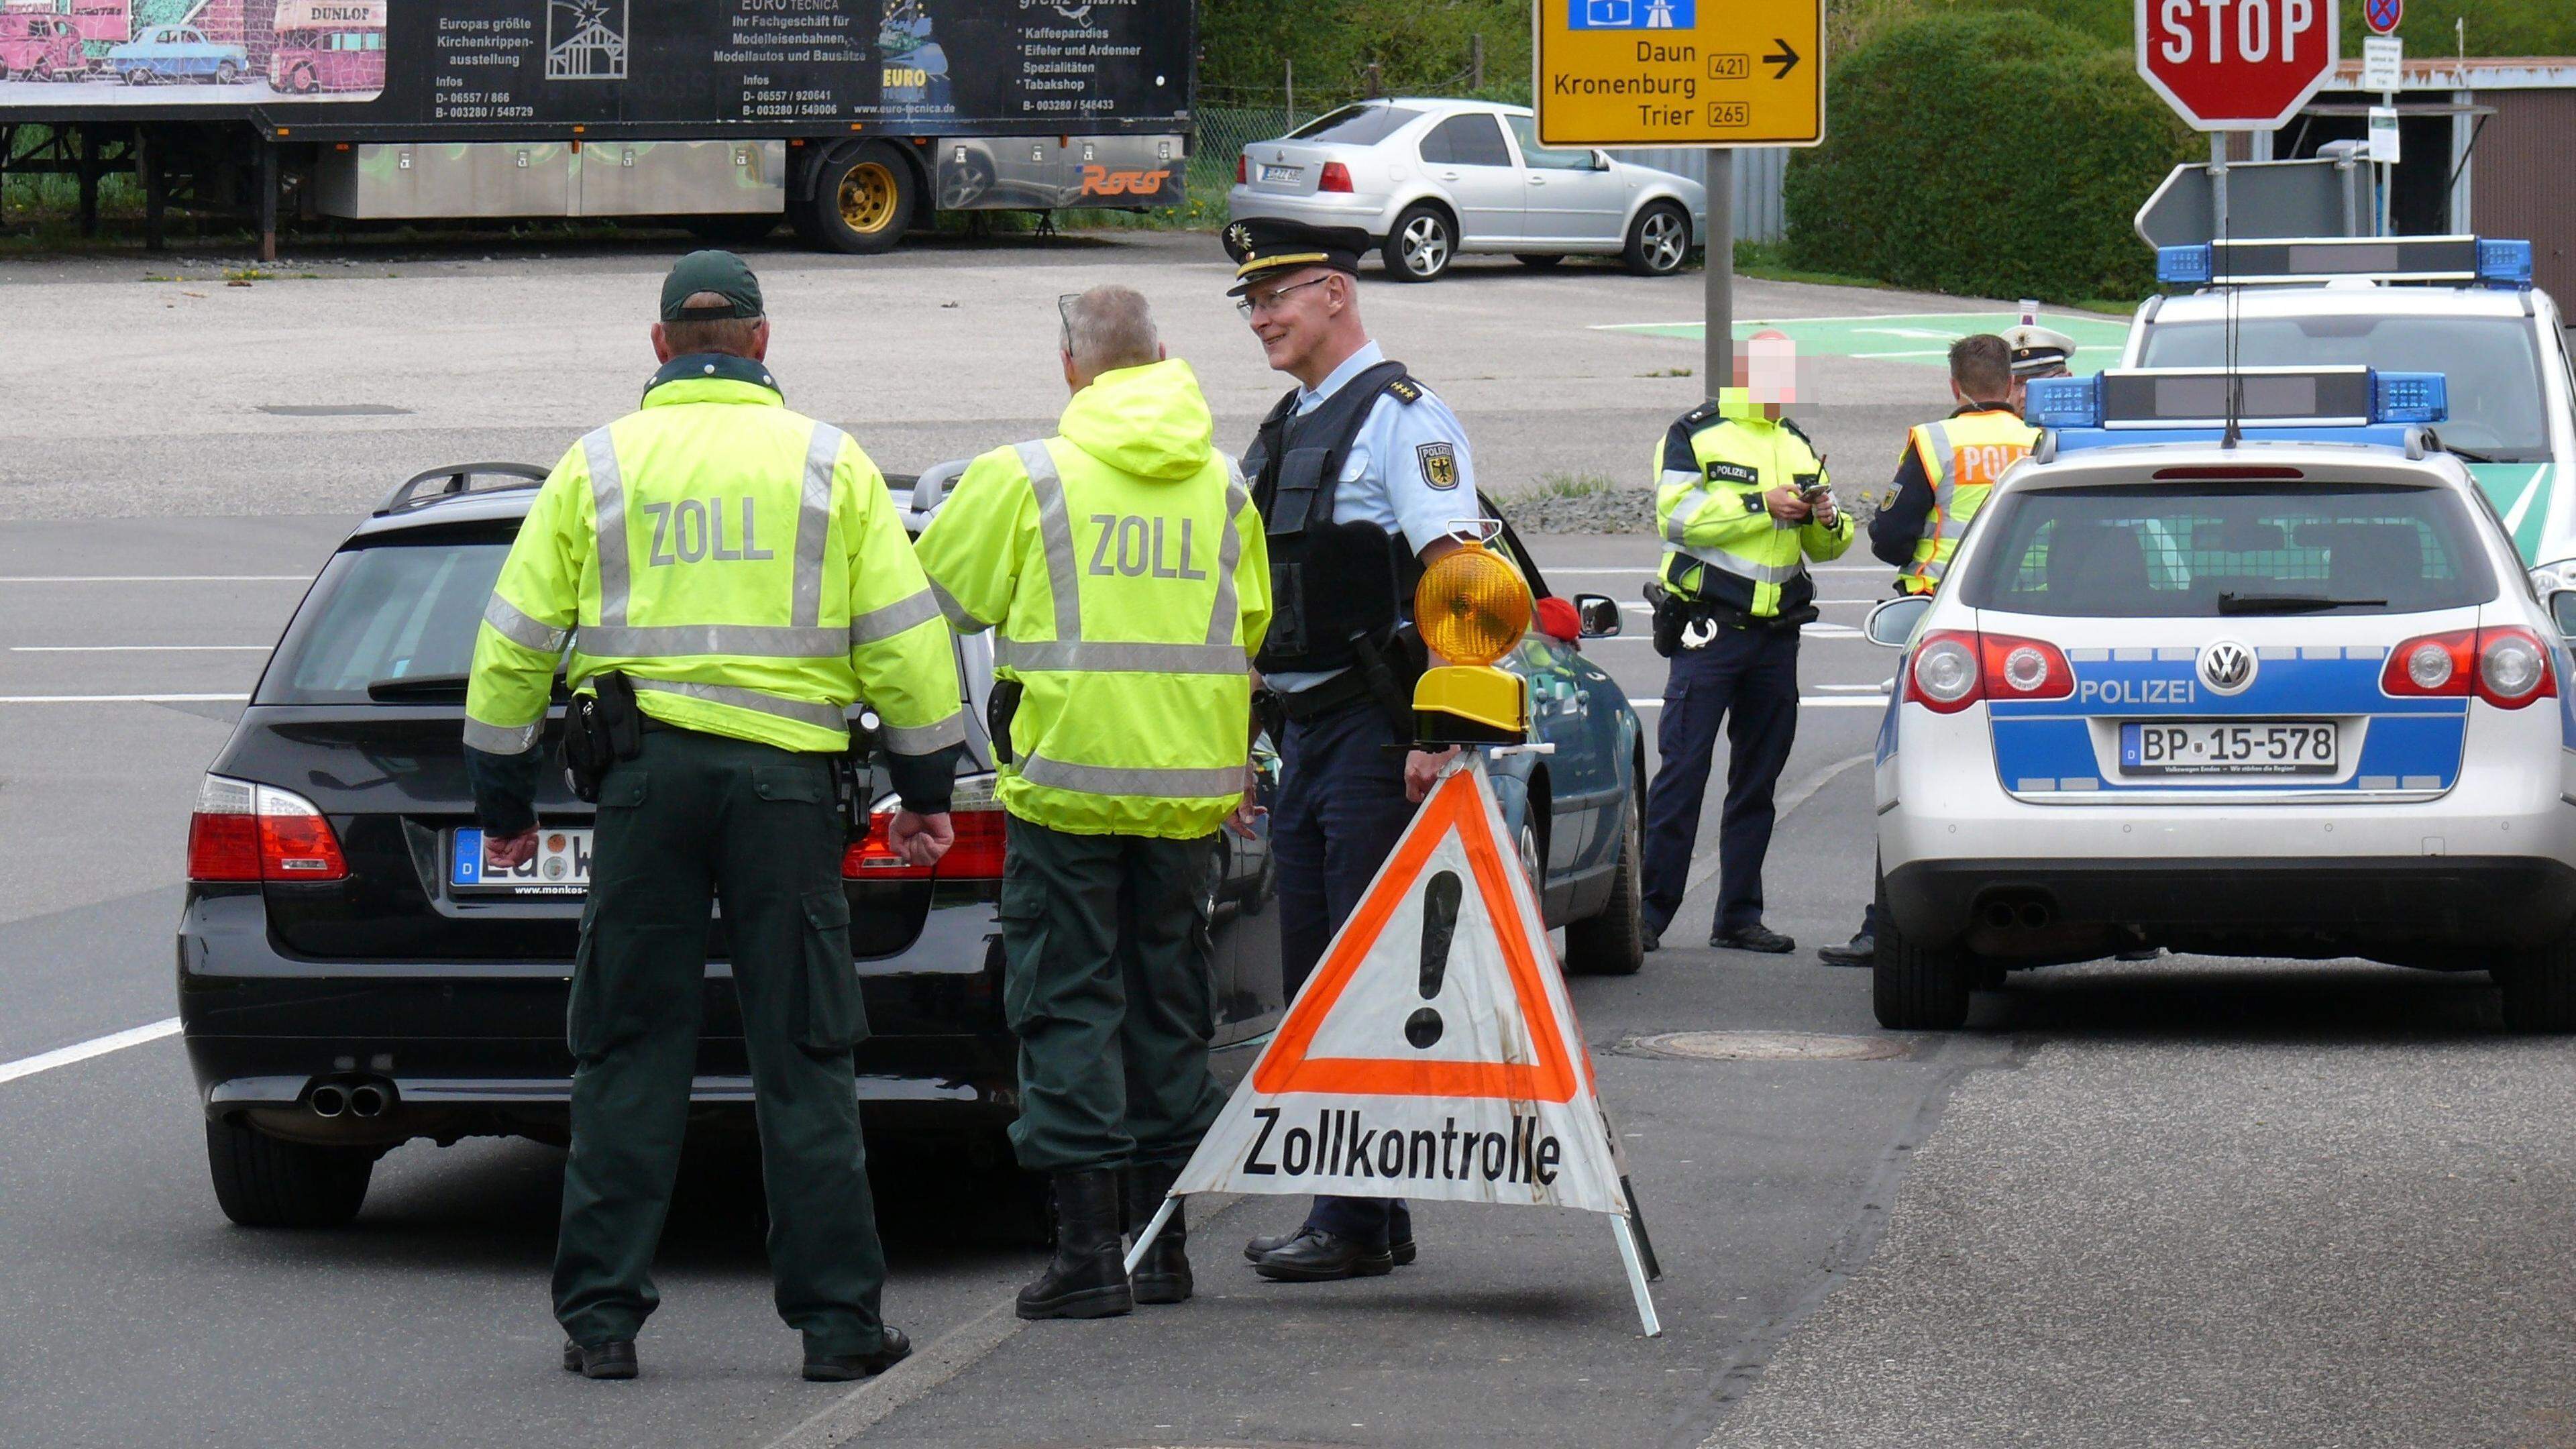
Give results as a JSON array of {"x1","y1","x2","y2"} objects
[{"x1": 1417, "y1": 441, "x2": 1460, "y2": 490}]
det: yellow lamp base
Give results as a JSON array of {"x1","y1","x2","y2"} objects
[{"x1": 1412, "y1": 665, "x2": 1527, "y2": 747}]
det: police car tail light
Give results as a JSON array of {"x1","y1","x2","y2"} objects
[
  {"x1": 1980, "y1": 633, "x2": 2074, "y2": 702},
  {"x1": 2475, "y1": 626, "x2": 2556, "y2": 708},
  {"x1": 187, "y1": 774, "x2": 347, "y2": 883},
  {"x1": 845, "y1": 775, "x2": 1006, "y2": 881},
  {"x1": 2381, "y1": 631, "x2": 2475, "y2": 699},
  {"x1": 1318, "y1": 161, "x2": 1353, "y2": 193},
  {"x1": 1907, "y1": 631, "x2": 1984, "y2": 713}
]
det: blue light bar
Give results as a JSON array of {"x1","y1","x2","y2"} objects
[
  {"x1": 2156, "y1": 244, "x2": 2212, "y2": 286},
  {"x1": 2478, "y1": 238, "x2": 2534, "y2": 288},
  {"x1": 2024, "y1": 375, "x2": 2100, "y2": 429},
  {"x1": 2371, "y1": 371, "x2": 2449, "y2": 425}
]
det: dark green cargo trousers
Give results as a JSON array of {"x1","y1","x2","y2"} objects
[
  {"x1": 553, "y1": 726, "x2": 890, "y2": 1357},
  {"x1": 998, "y1": 816, "x2": 1226, "y2": 1173}
]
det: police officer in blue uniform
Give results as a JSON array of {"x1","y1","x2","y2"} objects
[{"x1": 1223, "y1": 219, "x2": 1485, "y2": 1283}]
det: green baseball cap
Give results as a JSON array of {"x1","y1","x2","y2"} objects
[{"x1": 659, "y1": 250, "x2": 764, "y2": 321}]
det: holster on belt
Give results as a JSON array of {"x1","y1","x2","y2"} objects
[
  {"x1": 1349, "y1": 623, "x2": 1427, "y2": 741},
  {"x1": 1646, "y1": 584, "x2": 1816, "y2": 655},
  {"x1": 560, "y1": 670, "x2": 644, "y2": 804},
  {"x1": 986, "y1": 678, "x2": 1024, "y2": 766}
]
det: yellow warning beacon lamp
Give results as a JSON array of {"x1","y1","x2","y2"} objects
[{"x1": 1411, "y1": 544, "x2": 1531, "y2": 746}]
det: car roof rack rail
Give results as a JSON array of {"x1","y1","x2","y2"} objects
[{"x1": 376, "y1": 462, "x2": 549, "y2": 517}]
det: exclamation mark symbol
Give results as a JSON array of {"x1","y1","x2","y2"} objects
[{"x1": 1407, "y1": 870, "x2": 1462, "y2": 1049}]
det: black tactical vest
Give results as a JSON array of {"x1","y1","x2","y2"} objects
[{"x1": 1240, "y1": 359, "x2": 1421, "y2": 676}]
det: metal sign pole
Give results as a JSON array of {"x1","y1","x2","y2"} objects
[
  {"x1": 1703, "y1": 148, "x2": 1735, "y2": 402},
  {"x1": 2208, "y1": 133, "x2": 2229, "y2": 241}
]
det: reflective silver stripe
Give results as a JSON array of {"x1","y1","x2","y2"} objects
[
  {"x1": 1659, "y1": 468, "x2": 1703, "y2": 490},
  {"x1": 1205, "y1": 472, "x2": 1248, "y2": 649},
  {"x1": 482, "y1": 594, "x2": 568, "y2": 653},
  {"x1": 1660, "y1": 488, "x2": 1709, "y2": 546},
  {"x1": 927, "y1": 578, "x2": 991, "y2": 633},
  {"x1": 1018, "y1": 439, "x2": 1084, "y2": 644},
  {"x1": 879, "y1": 713, "x2": 967, "y2": 754},
  {"x1": 849, "y1": 588, "x2": 941, "y2": 646},
  {"x1": 1017, "y1": 752, "x2": 1246, "y2": 799},
  {"x1": 630, "y1": 677, "x2": 848, "y2": 732},
  {"x1": 792, "y1": 423, "x2": 843, "y2": 628},
  {"x1": 580, "y1": 623, "x2": 845, "y2": 658},
  {"x1": 463, "y1": 718, "x2": 540, "y2": 755},
  {"x1": 1661, "y1": 540, "x2": 1806, "y2": 586},
  {"x1": 585, "y1": 426, "x2": 629, "y2": 627},
  {"x1": 996, "y1": 638, "x2": 1249, "y2": 675}
]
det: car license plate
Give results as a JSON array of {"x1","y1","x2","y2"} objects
[
  {"x1": 451, "y1": 828, "x2": 593, "y2": 894},
  {"x1": 2118, "y1": 720, "x2": 2339, "y2": 775},
  {"x1": 1260, "y1": 164, "x2": 1301, "y2": 183}
]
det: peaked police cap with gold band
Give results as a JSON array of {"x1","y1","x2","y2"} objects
[{"x1": 1222, "y1": 218, "x2": 1373, "y2": 297}]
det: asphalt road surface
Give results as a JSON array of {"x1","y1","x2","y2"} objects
[{"x1": 2, "y1": 231, "x2": 2569, "y2": 1449}]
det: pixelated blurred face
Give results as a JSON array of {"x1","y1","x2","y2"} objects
[{"x1": 1733, "y1": 333, "x2": 1799, "y2": 408}]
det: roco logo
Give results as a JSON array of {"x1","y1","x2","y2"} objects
[
  {"x1": 2198, "y1": 640, "x2": 2257, "y2": 695},
  {"x1": 1080, "y1": 166, "x2": 1170, "y2": 197}
]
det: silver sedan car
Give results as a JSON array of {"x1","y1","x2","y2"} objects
[{"x1": 1226, "y1": 98, "x2": 1707, "y2": 282}]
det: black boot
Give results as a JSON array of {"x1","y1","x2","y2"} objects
[
  {"x1": 1016, "y1": 1168, "x2": 1132, "y2": 1320},
  {"x1": 1124, "y1": 1159, "x2": 1191, "y2": 1305}
]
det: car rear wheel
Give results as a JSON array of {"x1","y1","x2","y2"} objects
[
  {"x1": 1872, "y1": 877, "x2": 1971, "y2": 1030},
  {"x1": 1385, "y1": 203, "x2": 1454, "y2": 282},
  {"x1": 2498, "y1": 935, "x2": 2576, "y2": 1032},
  {"x1": 215, "y1": 58, "x2": 239, "y2": 83},
  {"x1": 1566, "y1": 801, "x2": 1645, "y2": 975},
  {"x1": 205, "y1": 1116, "x2": 374, "y2": 1228},
  {"x1": 1623, "y1": 201, "x2": 1691, "y2": 277},
  {"x1": 125, "y1": 67, "x2": 154, "y2": 86},
  {"x1": 1515, "y1": 253, "x2": 1565, "y2": 269}
]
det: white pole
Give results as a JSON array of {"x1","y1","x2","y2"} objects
[
  {"x1": 1121, "y1": 1195, "x2": 1179, "y2": 1277},
  {"x1": 1611, "y1": 1214, "x2": 1663, "y2": 1337}
]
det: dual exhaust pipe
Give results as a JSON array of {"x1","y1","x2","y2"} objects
[
  {"x1": 307, "y1": 1077, "x2": 394, "y2": 1120},
  {"x1": 1979, "y1": 895, "x2": 2055, "y2": 932}
]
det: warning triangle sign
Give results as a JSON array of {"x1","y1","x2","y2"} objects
[{"x1": 1169, "y1": 757, "x2": 1626, "y2": 1218}]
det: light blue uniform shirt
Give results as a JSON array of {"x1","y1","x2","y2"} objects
[{"x1": 1265, "y1": 340, "x2": 1483, "y2": 695}]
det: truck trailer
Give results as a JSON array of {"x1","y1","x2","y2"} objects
[{"x1": 0, "y1": 0, "x2": 1193, "y2": 255}]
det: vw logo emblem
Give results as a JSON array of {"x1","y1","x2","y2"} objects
[{"x1": 2199, "y1": 640, "x2": 2257, "y2": 695}]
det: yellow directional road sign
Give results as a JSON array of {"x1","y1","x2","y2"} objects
[{"x1": 1534, "y1": 0, "x2": 1825, "y2": 148}]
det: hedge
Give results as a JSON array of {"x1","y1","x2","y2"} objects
[{"x1": 1782, "y1": 11, "x2": 2197, "y2": 303}]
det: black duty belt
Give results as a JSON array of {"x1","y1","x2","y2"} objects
[{"x1": 1271, "y1": 669, "x2": 1377, "y2": 725}]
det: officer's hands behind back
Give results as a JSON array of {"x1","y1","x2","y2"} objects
[{"x1": 887, "y1": 810, "x2": 954, "y2": 869}]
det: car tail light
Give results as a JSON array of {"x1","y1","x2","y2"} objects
[
  {"x1": 188, "y1": 773, "x2": 348, "y2": 883},
  {"x1": 2476, "y1": 625, "x2": 2556, "y2": 707},
  {"x1": 2383, "y1": 630, "x2": 2473, "y2": 697},
  {"x1": 1318, "y1": 161, "x2": 1353, "y2": 193},
  {"x1": 1979, "y1": 632, "x2": 2074, "y2": 702},
  {"x1": 1236, "y1": 152, "x2": 1247, "y2": 184},
  {"x1": 844, "y1": 774, "x2": 1007, "y2": 881},
  {"x1": 1907, "y1": 630, "x2": 1984, "y2": 713}
]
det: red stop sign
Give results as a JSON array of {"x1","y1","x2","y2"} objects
[{"x1": 2136, "y1": 0, "x2": 2341, "y2": 129}]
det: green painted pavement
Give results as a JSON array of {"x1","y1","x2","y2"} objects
[
  {"x1": 2470, "y1": 462, "x2": 2556, "y2": 562},
  {"x1": 1597, "y1": 311, "x2": 2135, "y2": 376}
]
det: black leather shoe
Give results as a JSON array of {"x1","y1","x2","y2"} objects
[
  {"x1": 1252, "y1": 1227, "x2": 1395, "y2": 1283},
  {"x1": 1713, "y1": 924, "x2": 1795, "y2": 953},
  {"x1": 1816, "y1": 932, "x2": 1874, "y2": 967},
  {"x1": 1245, "y1": 1223, "x2": 1416, "y2": 1267},
  {"x1": 1016, "y1": 1168, "x2": 1133, "y2": 1320},
  {"x1": 1125, "y1": 1160, "x2": 1191, "y2": 1305},
  {"x1": 803, "y1": 1326, "x2": 912, "y2": 1383},
  {"x1": 560, "y1": 1338, "x2": 637, "y2": 1381},
  {"x1": 1641, "y1": 922, "x2": 1662, "y2": 953}
]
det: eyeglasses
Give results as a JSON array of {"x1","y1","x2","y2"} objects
[
  {"x1": 1235, "y1": 274, "x2": 1330, "y2": 320},
  {"x1": 1057, "y1": 292, "x2": 1079, "y2": 353}
]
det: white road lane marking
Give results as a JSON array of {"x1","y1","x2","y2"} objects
[
  {"x1": 0, "y1": 1018, "x2": 180, "y2": 1086},
  {"x1": 0, "y1": 693, "x2": 250, "y2": 704},
  {"x1": 1544, "y1": 565, "x2": 1890, "y2": 576},
  {"x1": 0, "y1": 575, "x2": 309, "y2": 583},
  {"x1": 1631, "y1": 696, "x2": 1884, "y2": 710},
  {"x1": 1680, "y1": 752, "x2": 1874, "y2": 900},
  {"x1": 11, "y1": 645, "x2": 271, "y2": 653}
]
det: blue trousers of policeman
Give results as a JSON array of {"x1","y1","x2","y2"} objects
[
  {"x1": 1273, "y1": 697, "x2": 1413, "y2": 1248},
  {"x1": 1640, "y1": 624, "x2": 1801, "y2": 939}
]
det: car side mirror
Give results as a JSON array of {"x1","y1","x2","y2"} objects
[
  {"x1": 1864, "y1": 595, "x2": 1931, "y2": 649},
  {"x1": 1591, "y1": 150, "x2": 1613, "y2": 170},
  {"x1": 1573, "y1": 593, "x2": 1623, "y2": 637},
  {"x1": 2548, "y1": 587, "x2": 2576, "y2": 643}
]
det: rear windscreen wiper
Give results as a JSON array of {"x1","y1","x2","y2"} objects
[
  {"x1": 366, "y1": 673, "x2": 570, "y2": 701},
  {"x1": 2216, "y1": 592, "x2": 2387, "y2": 615},
  {"x1": 2441, "y1": 443, "x2": 2504, "y2": 464}
]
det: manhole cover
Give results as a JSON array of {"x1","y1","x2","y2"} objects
[{"x1": 1619, "y1": 1030, "x2": 1909, "y2": 1062}]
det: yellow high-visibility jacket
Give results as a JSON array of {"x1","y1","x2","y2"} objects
[
  {"x1": 1896, "y1": 408, "x2": 2038, "y2": 595},
  {"x1": 1653, "y1": 390, "x2": 1853, "y2": 619},
  {"x1": 914, "y1": 358, "x2": 1271, "y2": 839},
  {"x1": 465, "y1": 360, "x2": 965, "y2": 760}
]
